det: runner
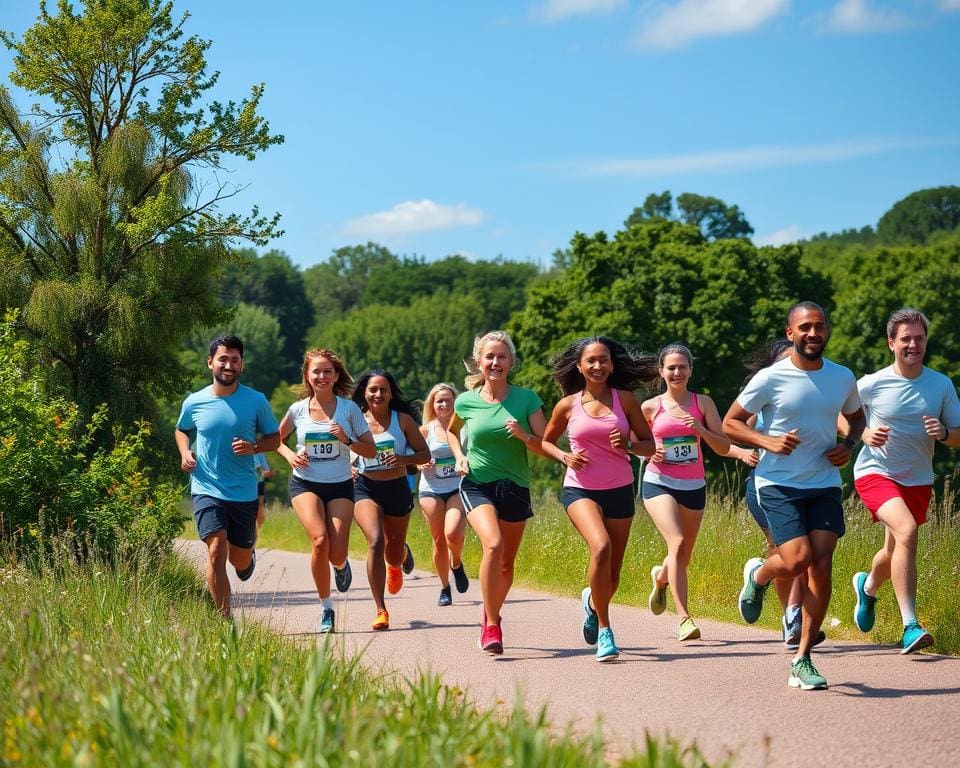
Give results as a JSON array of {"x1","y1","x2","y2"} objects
[
  {"x1": 276, "y1": 349, "x2": 376, "y2": 634},
  {"x1": 447, "y1": 330, "x2": 550, "y2": 655},
  {"x1": 640, "y1": 343, "x2": 731, "y2": 642},
  {"x1": 541, "y1": 337, "x2": 658, "y2": 661},
  {"x1": 351, "y1": 369, "x2": 430, "y2": 630},
  {"x1": 175, "y1": 335, "x2": 281, "y2": 619},
  {"x1": 724, "y1": 301, "x2": 865, "y2": 690},
  {"x1": 848, "y1": 308, "x2": 960, "y2": 654},
  {"x1": 418, "y1": 383, "x2": 470, "y2": 606},
  {"x1": 254, "y1": 452, "x2": 273, "y2": 534}
]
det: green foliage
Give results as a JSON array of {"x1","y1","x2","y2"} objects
[
  {"x1": 509, "y1": 218, "x2": 829, "y2": 412},
  {"x1": 877, "y1": 186, "x2": 960, "y2": 245},
  {"x1": 302, "y1": 242, "x2": 398, "y2": 324},
  {"x1": 0, "y1": 313, "x2": 183, "y2": 554},
  {"x1": 624, "y1": 191, "x2": 753, "y2": 241},
  {"x1": 0, "y1": 0, "x2": 282, "y2": 431}
]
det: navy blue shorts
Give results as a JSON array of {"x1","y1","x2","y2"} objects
[
  {"x1": 641, "y1": 480, "x2": 706, "y2": 511},
  {"x1": 757, "y1": 484, "x2": 844, "y2": 546},
  {"x1": 459, "y1": 476, "x2": 533, "y2": 523},
  {"x1": 289, "y1": 476, "x2": 355, "y2": 505},
  {"x1": 354, "y1": 474, "x2": 414, "y2": 518},
  {"x1": 744, "y1": 473, "x2": 768, "y2": 531},
  {"x1": 561, "y1": 484, "x2": 636, "y2": 519},
  {"x1": 419, "y1": 489, "x2": 459, "y2": 503},
  {"x1": 192, "y1": 495, "x2": 258, "y2": 549}
]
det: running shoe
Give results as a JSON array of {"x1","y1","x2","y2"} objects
[
  {"x1": 387, "y1": 565, "x2": 403, "y2": 594},
  {"x1": 581, "y1": 586, "x2": 599, "y2": 646},
  {"x1": 782, "y1": 613, "x2": 801, "y2": 649},
  {"x1": 788, "y1": 655, "x2": 828, "y2": 690},
  {"x1": 333, "y1": 560, "x2": 352, "y2": 592},
  {"x1": 900, "y1": 622, "x2": 934, "y2": 655},
  {"x1": 318, "y1": 608, "x2": 335, "y2": 634},
  {"x1": 852, "y1": 571, "x2": 877, "y2": 632},
  {"x1": 371, "y1": 609, "x2": 390, "y2": 631},
  {"x1": 236, "y1": 549, "x2": 256, "y2": 582},
  {"x1": 452, "y1": 562, "x2": 470, "y2": 593},
  {"x1": 678, "y1": 616, "x2": 701, "y2": 641},
  {"x1": 648, "y1": 565, "x2": 668, "y2": 616},
  {"x1": 479, "y1": 623, "x2": 503, "y2": 655},
  {"x1": 438, "y1": 585, "x2": 452, "y2": 607},
  {"x1": 738, "y1": 557, "x2": 768, "y2": 624},
  {"x1": 402, "y1": 543, "x2": 415, "y2": 574},
  {"x1": 596, "y1": 627, "x2": 619, "y2": 662}
]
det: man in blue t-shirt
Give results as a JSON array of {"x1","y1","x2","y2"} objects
[
  {"x1": 723, "y1": 302, "x2": 865, "y2": 691},
  {"x1": 175, "y1": 335, "x2": 280, "y2": 618}
]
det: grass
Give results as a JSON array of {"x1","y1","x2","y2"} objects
[
  {"x1": 233, "y1": 481, "x2": 960, "y2": 656},
  {"x1": 0, "y1": 540, "x2": 720, "y2": 767}
]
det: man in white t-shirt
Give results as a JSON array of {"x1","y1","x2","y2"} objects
[
  {"x1": 848, "y1": 308, "x2": 960, "y2": 654},
  {"x1": 723, "y1": 302, "x2": 865, "y2": 690}
]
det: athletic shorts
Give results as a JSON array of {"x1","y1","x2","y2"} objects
[
  {"x1": 288, "y1": 476, "x2": 355, "y2": 505},
  {"x1": 419, "y1": 489, "x2": 459, "y2": 503},
  {"x1": 854, "y1": 474, "x2": 931, "y2": 526},
  {"x1": 757, "y1": 485, "x2": 844, "y2": 546},
  {"x1": 744, "y1": 473, "x2": 768, "y2": 531},
  {"x1": 354, "y1": 474, "x2": 414, "y2": 518},
  {"x1": 459, "y1": 476, "x2": 533, "y2": 523},
  {"x1": 561, "y1": 484, "x2": 636, "y2": 519},
  {"x1": 641, "y1": 480, "x2": 706, "y2": 511},
  {"x1": 192, "y1": 494, "x2": 258, "y2": 549}
]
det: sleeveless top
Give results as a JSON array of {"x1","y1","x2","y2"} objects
[
  {"x1": 643, "y1": 393, "x2": 706, "y2": 490},
  {"x1": 564, "y1": 390, "x2": 633, "y2": 490},
  {"x1": 358, "y1": 411, "x2": 409, "y2": 474},
  {"x1": 418, "y1": 421, "x2": 464, "y2": 494}
]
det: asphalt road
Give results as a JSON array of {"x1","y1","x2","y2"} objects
[{"x1": 178, "y1": 540, "x2": 960, "y2": 768}]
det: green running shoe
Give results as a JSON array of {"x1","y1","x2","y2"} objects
[
  {"x1": 788, "y1": 655, "x2": 827, "y2": 690},
  {"x1": 678, "y1": 616, "x2": 701, "y2": 641},
  {"x1": 852, "y1": 571, "x2": 877, "y2": 632},
  {"x1": 648, "y1": 565, "x2": 668, "y2": 615},
  {"x1": 900, "y1": 622, "x2": 934, "y2": 655},
  {"x1": 738, "y1": 557, "x2": 768, "y2": 624}
]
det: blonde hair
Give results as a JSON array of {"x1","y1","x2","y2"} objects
[
  {"x1": 463, "y1": 331, "x2": 519, "y2": 390},
  {"x1": 422, "y1": 382, "x2": 458, "y2": 425}
]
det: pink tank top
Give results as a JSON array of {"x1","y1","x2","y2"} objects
[
  {"x1": 564, "y1": 390, "x2": 634, "y2": 490},
  {"x1": 648, "y1": 394, "x2": 705, "y2": 482}
]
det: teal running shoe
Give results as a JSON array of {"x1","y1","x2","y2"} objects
[
  {"x1": 596, "y1": 627, "x2": 619, "y2": 662},
  {"x1": 852, "y1": 571, "x2": 877, "y2": 632},
  {"x1": 738, "y1": 557, "x2": 768, "y2": 624},
  {"x1": 788, "y1": 655, "x2": 828, "y2": 690},
  {"x1": 581, "y1": 586, "x2": 599, "y2": 646},
  {"x1": 900, "y1": 622, "x2": 934, "y2": 655},
  {"x1": 318, "y1": 608, "x2": 335, "y2": 635}
]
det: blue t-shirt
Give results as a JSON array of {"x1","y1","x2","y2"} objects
[
  {"x1": 854, "y1": 365, "x2": 960, "y2": 486},
  {"x1": 177, "y1": 384, "x2": 280, "y2": 502},
  {"x1": 737, "y1": 357, "x2": 860, "y2": 490}
]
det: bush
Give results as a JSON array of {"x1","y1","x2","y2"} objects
[{"x1": 0, "y1": 312, "x2": 183, "y2": 555}]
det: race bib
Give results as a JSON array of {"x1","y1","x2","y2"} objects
[
  {"x1": 304, "y1": 430, "x2": 340, "y2": 461},
  {"x1": 663, "y1": 435, "x2": 698, "y2": 464},
  {"x1": 435, "y1": 455, "x2": 457, "y2": 479},
  {"x1": 367, "y1": 438, "x2": 395, "y2": 470}
]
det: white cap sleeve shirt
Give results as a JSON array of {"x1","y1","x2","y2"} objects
[
  {"x1": 285, "y1": 396, "x2": 368, "y2": 483},
  {"x1": 853, "y1": 365, "x2": 960, "y2": 486},
  {"x1": 737, "y1": 357, "x2": 861, "y2": 490}
]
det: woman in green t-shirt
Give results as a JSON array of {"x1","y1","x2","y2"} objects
[{"x1": 447, "y1": 330, "x2": 553, "y2": 655}]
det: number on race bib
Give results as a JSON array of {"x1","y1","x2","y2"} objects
[
  {"x1": 368, "y1": 438, "x2": 395, "y2": 470},
  {"x1": 304, "y1": 431, "x2": 340, "y2": 461},
  {"x1": 434, "y1": 456, "x2": 457, "y2": 479},
  {"x1": 662, "y1": 436, "x2": 699, "y2": 464}
]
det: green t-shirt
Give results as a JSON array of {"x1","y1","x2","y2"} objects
[{"x1": 454, "y1": 386, "x2": 543, "y2": 487}]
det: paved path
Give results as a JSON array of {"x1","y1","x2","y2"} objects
[{"x1": 178, "y1": 541, "x2": 960, "y2": 767}]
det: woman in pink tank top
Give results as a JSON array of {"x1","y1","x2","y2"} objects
[
  {"x1": 542, "y1": 337, "x2": 658, "y2": 661},
  {"x1": 640, "y1": 343, "x2": 730, "y2": 642}
]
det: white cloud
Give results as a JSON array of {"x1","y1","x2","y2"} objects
[
  {"x1": 342, "y1": 200, "x2": 485, "y2": 237},
  {"x1": 822, "y1": 0, "x2": 911, "y2": 33},
  {"x1": 559, "y1": 136, "x2": 952, "y2": 178},
  {"x1": 533, "y1": 0, "x2": 627, "y2": 23},
  {"x1": 635, "y1": 0, "x2": 790, "y2": 50},
  {"x1": 755, "y1": 225, "x2": 809, "y2": 247}
]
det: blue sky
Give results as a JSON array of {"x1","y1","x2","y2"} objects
[{"x1": 3, "y1": 0, "x2": 959, "y2": 267}]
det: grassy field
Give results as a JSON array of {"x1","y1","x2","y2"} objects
[
  {"x1": 0, "y1": 543, "x2": 717, "y2": 767},
  {"x1": 221, "y1": 481, "x2": 960, "y2": 655}
]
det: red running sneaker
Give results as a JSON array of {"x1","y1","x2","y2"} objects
[{"x1": 479, "y1": 623, "x2": 503, "y2": 655}]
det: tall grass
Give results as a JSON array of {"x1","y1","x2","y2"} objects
[
  {"x1": 246, "y1": 481, "x2": 960, "y2": 655},
  {"x1": 0, "y1": 541, "x2": 717, "y2": 767}
]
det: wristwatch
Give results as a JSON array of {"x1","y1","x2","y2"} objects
[{"x1": 344, "y1": 435, "x2": 354, "y2": 446}]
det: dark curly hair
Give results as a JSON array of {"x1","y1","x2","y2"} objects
[
  {"x1": 550, "y1": 336, "x2": 659, "y2": 396},
  {"x1": 743, "y1": 337, "x2": 791, "y2": 385},
  {"x1": 351, "y1": 369, "x2": 421, "y2": 421}
]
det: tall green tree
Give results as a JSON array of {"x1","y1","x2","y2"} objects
[
  {"x1": 0, "y1": 0, "x2": 282, "y2": 426},
  {"x1": 876, "y1": 186, "x2": 960, "y2": 245},
  {"x1": 302, "y1": 243, "x2": 398, "y2": 324},
  {"x1": 624, "y1": 190, "x2": 673, "y2": 228},
  {"x1": 624, "y1": 191, "x2": 753, "y2": 241}
]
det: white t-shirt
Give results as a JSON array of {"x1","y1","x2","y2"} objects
[
  {"x1": 285, "y1": 397, "x2": 368, "y2": 483},
  {"x1": 853, "y1": 365, "x2": 960, "y2": 486},
  {"x1": 737, "y1": 356, "x2": 861, "y2": 490}
]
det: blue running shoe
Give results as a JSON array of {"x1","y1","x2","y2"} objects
[
  {"x1": 318, "y1": 608, "x2": 335, "y2": 634},
  {"x1": 852, "y1": 571, "x2": 876, "y2": 632},
  {"x1": 437, "y1": 585, "x2": 452, "y2": 607},
  {"x1": 900, "y1": 622, "x2": 934, "y2": 655},
  {"x1": 334, "y1": 560, "x2": 352, "y2": 592},
  {"x1": 738, "y1": 557, "x2": 767, "y2": 624},
  {"x1": 581, "y1": 587, "x2": 599, "y2": 646},
  {"x1": 451, "y1": 562, "x2": 470, "y2": 593},
  {"x1": 596, "y1": 627, "x2": 619, "y2": 662}
]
